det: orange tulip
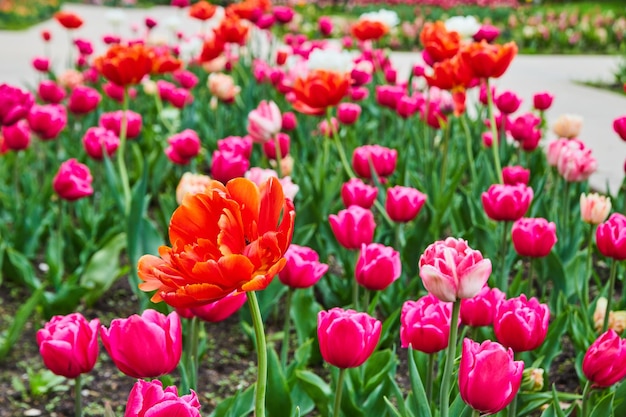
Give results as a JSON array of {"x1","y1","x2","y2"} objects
[
  {"x1": 189, "y1": 0, "x2": 217, "y2": 21},
  {"x1": 291, "y1": 70, "x2": 350, "y2": 116},
  {"x1": 138, "y1": 177, "x2": 295, "y2": 308},
  {"x1": 420, "y1": 21, "x2": 460, "y2": 64},
  {"x1": 226, "y1": 0, "x2": 270, "y2": 21},
  {"x1": 54, "y1": 11, "x2": 83, "y2": 29},
  {"x1": 199, "y1": 32, "x2": 225, "y2": 63},
  {"x1": 216, "y1": 16, "x2": 249, "y2": 45},
  {"x1": 149, "y1": 47, "x2": 182, "y2": 75},
  {"x1": 351, "y1": 20, "x2": 388, "y2": 42},
  {"x1": 424, "y1": 55, "x2": 474, "y2": 91},
  {"x1": 94, "y1": 44, "x2": 153, "y2": 87},
  {"x1": 460, "y1": 40, "x2": 518, "y2": 79}
]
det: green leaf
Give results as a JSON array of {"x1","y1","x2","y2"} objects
[
  {"x1": 209, "y1": 385, "x2": 255, "y2": 417},
  {"x1": 537, "y1": 311, "x2": 569, "y2": 370},
  {"x1": 449, "y1": 392, "x2": 473, "y2": 417},
  {"x1": 80, "y1": 233, "x2": 127, "y2": 306},
  {"x1": 267, "y1": 347, "x2": 292, "y2": 417},
  {"x1": 613, "y1": 381, "x2": 626, "y2": 416},
  {"x1": 589, "y1": 390, "x2": 614, "y2": 417},
  {"x1": 295, "y1": 370, "x2": 332, "y2": 417},
  {"x1": 0, "y1": 286, "x2": 44, "y2": 360},
  {"x1": 4, "y1": 247, "x2": 40, "y2": 290},
  {"x1": 291, "y1": 288, "x2": 322, "y2": 344},
  {"x1": 363, "y1": 349, "x2": 397, "y2": 394},
  {"x1": 408, "y1": 349, "x2": 432, "y2": 417}
]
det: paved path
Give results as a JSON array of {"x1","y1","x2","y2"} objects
[{"x1": 1, "y1": 4, "x2": 625, "y2": 194}]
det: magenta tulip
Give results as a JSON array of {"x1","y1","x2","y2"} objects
[
  {"x1": 217, "y1": 135, "x2": 253, "y2": 159},
  {"x1": 495, "y1": 90, "x2": 522, "y2": 115},
  {"x1": 165, "y1": 129, "x2": 201, "y2": 165},
  {"x1": 38, "y1": 80, "x2": 65, "y2": 104},
  {"x1": 318, "y1": 16, "x2": 333, "y2": 36},
  {"x1": 341, "y1": 178, "x2": 378, "y2": 209},
  {"x1": 82, "y1": 126, "x2": 119, "y2": 160},
  {"x1": 511, "y1": 217, "x2": 557, "y2": 258},
  {"x1": 460, "y1": 285, "x2": 506, "y2": 327},
  {"x1": 53, "y1": 158, "x2": 93, "y2": 201},
  {"x1": 210, "y1": 149, "x2": 250, "y2": 183},
  {"x1": 337, "y1": 102, "x2": 361, "y2": 125},
  {"x1": 329, "y1": 205, "x2": 376, "y2": 250},
  {"x1": 533, "y1": 91, "x2": 554, "y2": 111},
  {"x1": 400, "y1": 294, "x2": 452, "y2": 353},
  {"x1": 0, "y1": 83, "x2": 34, "y2": 126},
  {"x1": 124, "y1": 379, "x2": 201, "y2": 417},
  {"x1": 281, "y1": 111, "x2": 297, "y2": 131},
  {"x1": 473, "y1": 24, "x2": 500, "y2": 42},
  {"x1": 317, "y1": 308, "x2": 381, "y2": 369},
  {"x1": 173, "y1": 70, "x2": 199, "y2": 90},
  {"x1": 99, "y1": 110, "x2": 142, "y2": 139},
  {"x1": 459, "y1": 338, "x2": 524, "y2": 415},
  {"x1": 279, "y1": 244, "x2": 328, "y2": 289},
  {"x1": 482, "y1": 183, "x2": 533, "y2": 222},
  {"x1": 27, "y1": 104, "x2": 66, "y2": 140},
  {"x1": 355, "y1": 243, "x2": 401, "y2": 291},
  {"x1": 2, "y1": 120, "x2": 30, "y2": 151},
  {"x1": 32, "y1": 56, "x2": 50, "y2": 72},
  {"x1": 385, "y1": 185, "x2": 427, "y2": 223},
  {"x1": 36, "y1": 313, "x2": 99, "y2": 379},
  {"x1": 352, "y1": 144, "x2": 397, "y2": 179},
  {"x1": 180, "y1": 292, "x2": 248, "y2": 323},
  {"x1": 582, "y1": 330, "x2": 626, "y2": 388},
  {"x1": 502, "y1": 165, "x2": 530, "y2": 186},
  {"x1": 419, "y1": 237, "x2": 492, "y2": 302},
  {"x1": 100, "y1": 310, "x2": 182, "y2": 379},
  {"x1": 262, "y1": 132, "x2": 290, "y2": 160},
  {"x1": 494, "y1": 294, "x2": 550, "y2": 352},
  {"x1": 509, "y1": 112, "x2": 541, "y2": 151},
  {"x1": 596, "y1": 213, "x2": 626, "y2": 260},
  {"x1": 68, "y1": 85, "x2": 102, "y2": 115}
]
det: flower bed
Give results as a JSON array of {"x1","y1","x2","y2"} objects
[{"x1": 1, "y1": 1, "x2": 626, "y2": 417}]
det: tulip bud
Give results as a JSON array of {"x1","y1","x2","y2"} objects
[
  {"x1": 262, "y1": 132, "x2": 290, "y2": 160},
  {"x1": 281, "y1": 111, "x2": 297, "y2": 131},
  {"x1": 495, "y1": 90, "x2": 522, "y2": 115},
  {"x1": 279, "y1": 244, "x2": 328, "y2": 289},
  {"x1": 248, "y1": 100, "x2": 282, "y2": 143},
  {"x1": 355, "y1": 243, "x2": 401, "y2": 291},
  {"x1": 341, "y1": 178, "x2": 378, "y2": 209},
  {"x1": 99, "y1": 110, "x2": 143, "y2": 139},
  {"x1": 596, "y1": 213, "x2": 626, "y2": 260},
  {"x1": 580, "y1": 193, "x2": 611, "y2": 225},
  {"x1": 385, "y1": 185, "x2": 427, "y2": 223},
  {"x1": 533, "y1": 91, "x2": 554, "y2": 111},
  {"x1": 511, "y1": 217, "x2": 557, "y2": 258},
  {"x1": 329, "y1": 205, "x2": 376, "y2": 250},
  {"x1": 582, "y1": 330, "x2": 626, "y2": 388},
  {"x1": 318, "y1": 16, "x2": 333, "y2": 36},
  {"x1": 521, "y1": 367, "x2": 545, "y2": 392}
]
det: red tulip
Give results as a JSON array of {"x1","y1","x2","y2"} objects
[
  {"x1": 494, "y1": 294, "x2": 550, "y2": 352},
  {"x1": 401, "y1": 294, "x2": 452, "y2": 353}
]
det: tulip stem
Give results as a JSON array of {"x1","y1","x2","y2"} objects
[
  {"x1": 248, "y1": 291, "x2": 267, "y2": 417},
  {"x1": 527, "y1": 257, "x2": 534, "y2": 296},
  {"x1": 280, "y1": 288, "x2": 293, "y2": 368},
  {"x1": 74, "y1": 374, "x2": 82, "y2": 417},
  {"x1": 189, "y1": 316, "x2": 201, "y2": 391},
  {"x1": 602, "y1": 260, "x2": 618, "y2": 333},
  {"x1": 508, "y1": 392, "x2": 518, "y2": 417},
  {"x1": 118, "y1": 88, "x2": 131, "y2": 215},
  {"x1": 472, "y1": 410, "x2": 480, "y2": 417},
  {"x1": 460, "y1": 114, "x2": 477, "y2": 182},
  {"x1": 353, "y1": 273, "x2": 359, "y2": 311},
  {"x1": 440, "y1": 120, "x2": 451, "y2": 190},
  {"x1": 440, "y1": 300, "x2": 461, "y2": 417},
  {"x1": 486, "y1": 79, "x2": 504, "y2": 184},
  {"x1": 425, "y1": 352, "x2": 434, "y2": 408},
  {"x1": 561, "y1": 181, "x2": 571, "y2": 242},
  {"x1": 581, "y1": 380, "x2": 591, "y2": 417},
  {"x1": 498, "y1": 221, "x2": 510, "y2": 293},
  {"x1": 333, "y1": 368, "x2": 346, "y2": 417},
  {"x1": 274, "y1": 134, "x2": 283, "y2": 179},
  {"x1": 583, "y1": 225, "x2": 594, "y2": 313}
]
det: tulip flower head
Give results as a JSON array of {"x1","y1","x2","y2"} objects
[
  {"x1": 533, "y1": 91, "x2": 554, "y2": 111},
  {"x1": 178, "y1": 291, "x2": 248, "y2": 323},
  {"x1": 176, "y1": 172, "x2": 212, "y2": 205},
  {"x1": 419, "y1": 237, "x2": 492, "y2": 302},
  {"x1": 328, "y1": 205, "x2": 376, "y2": 250},
  {"x1": 94, "y1": 43, "x2": 154, "y2": 87},
  {"x1": 494, "y1": 294, "x2": 550, "y2": 352},
  {"x1": 317, "y1": 308, "x2": 381, "y2": 368},
  {"x1": 460, "y1": 40, "x2": 517, "y2": 79},
  {"x1": 385, "y1": 185, "x2": 427, "y2": 223},
  {"x1": 124, "y1": 379, "x2": 201, "y2": 417},
  {"x1": 596, "y1": 213, "x2": 626, "y2": 261},
  {"x1": 355, "y1": 243, "x2": 401, "y2": 291},
  {"x1": 580, "y1": 193, "x2": 611, "y2": 225},
  {"x1": 460, "y1": 285, "x2": 506, "y2": 327},
  {"x1": 420, "y1": 21, "x2": 461, "y2": 64},
  {"x1": 53, "y1": 158, "x2": 93, "y2": 201},
  {"x1": 54, "y1": 11, "x2": 83, "y2": 29},
  {"x1": 502, "y1": 165, "x2": 530, "y2": 185},
  {"x1": 165, "y1": 129, "x2": 201, "y2": 165},
  {"x1": 511, "y1": 217, "x2": 557, "y2": 258},
  {"x1": 279, "y1": 244, "x2": 328, "y2": 289},
  {"x1": 2, "y1": 120, "x2": 30, "y2": 151},
  {"x1": 482, "y1": 183, "x2": 533, "y2": 222},
  {"x1": 341, "y1": 178, "x2": 378, "y2": 209},
  {"x1": 552, "y1": 113, "x2": 582, "y2": 139},
  {"x1": 582, "y1": 330, "x2": 626, "y2": 388},
  {"x1": 556, "y1": 139, "x2": 597, "y2": 182},
  {"x1": 352, "y1": 144, "x2": 397, "y2": 179},
  {"x1": 0, "y1": 83, "x2": 34, "y2": 127},
  {"x1": 401, "y1": 294, "x2": 452, "y2": 353},
  {"x1": 82, "y1": 126, "x2": 119, "y2": 161},
  {"x1": 247, "y1": 100, "x2": 282, "y2": 143}
]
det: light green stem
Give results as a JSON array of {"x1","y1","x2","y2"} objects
[
  {"x1": 248, "y1": 292, "x2": 267, "y2": 417},
  {"x1": 440, "y1": 121, "x2": 451, "y2": 190},
  {"x1": 333, "y1": 368, "x2": 346, "y2": 417},
  {"x1": 280, "y1": 288, "x2": 293, "y2": 368},
  {"x1": 460, "y1": 114, "x2": 477, "y2": 182},
  {"x1": 328, "y1": 113, "x2": 355, "y2": 179},
  {"x1": 118, "y1": 89, "x2": 131, "y2": 215},
  {"x1": 189, "y1": 316, "x2": 201, "y2": 391},
  {"x1": 440, "y1": 300, "x2": 461, "y2": 417},
  {"x1": 498, "y1": 221, "x2": 510, "y2": 293},
  {"x1": 425, "y1": 352, "x2": 434, "y2": 409},
  {"x1": 528, "y1": 257, "x2": 534, "y2": 296},
  {"x1": 485, "y1": 79, "x2": 503, "y2": 184},
  {"x1": 581, "y1": 380, "x2": 591, "y2": 417},
  {"x1": 508, "y1": 389, "x2": 518, "y2": 417},
  {"x1": 273, "y1": 134, "x2": 283, "y2": 178},
  {"x1": 583, "y1": 225, "x2": 594, "y2": 312},
  {"x1": 74, "y1": 374, "x2": 82, "y2": 417},
  {"x1": 602, "y1": 261, "x2": 619, "y2": 333}
]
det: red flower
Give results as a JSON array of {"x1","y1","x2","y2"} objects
[
  {"x1": 460, "y1": 40, "x2": 518, "y2": 79},
  {"x1": 291, "y1": 70, "x2": 350, "y2": 116},
  {"x1": 216, "y1": 16, "x2": 249, "y2": 45},
  {"x1": 54, "y1": 11, "x2": 83, "y2": 29},
  {"x1": 150, "y1": 47, "x2": 182, "y2": 75},
  {"x1": 94, "y1": 44, "x2": 153, "y2": 87},
  {"x1": 138, "y1": 178, "x2": 295, "y2": 308},
  {"x1": 420, "y1": 21, "x2": 460, "y2": 64},
  {"x1": 199, "y1": 32, "x2": 225, "y2": 62},
  {"x1": 189, "y1": 0, "x2": 217, "y2": 21},
  {"x1": 351, "y1": 20, "x2": 388, "y2": 42}
]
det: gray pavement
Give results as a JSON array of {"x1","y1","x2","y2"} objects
[{"x1": 1, "y1": 4, "x2": 625, "y2": 194}]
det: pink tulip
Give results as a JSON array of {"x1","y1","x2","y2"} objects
[
  {"x1": 352, "y1": 144, "x2": 397, "y2": 179},
  {"x1": 32, "y1": 56, "x2": 50, "y2": 72},
  {"x1": 401, "y1": 294, "x2": 452, "y2": 353},
  {"x1": 37, "y1": 80, "x2": 65, "y2": 104},
  {"x1": 511, "y1": 217, "x2": 557, "y2": 258},
  {"x1": 341, "y1": 178, "x2": 378, "y2": 209},
  {"x1": 262, "y1": 132, "x2": 290, "y2": 160},
  {"x1": 171, "y1": 0, "x2": 190, "y2": 7},
  {"x1": 74, "y1": 38, "x2": 93, "y2": 56},
  {"x1": 478, "y1": 82, "x2": 496, "y2": 106},
  {"x1": 281, "y1": 111, "x2": 297, "y2": 131},
  {"x1": 473, "y1": 24, "x2": 500, "y2": 42},
  {"x1": 165, "y1": 129, "x2": 201, "y2": 165},
  {"x1": 494, "y1": 294, "x2": 550, "y2": 352},
  {"x1": 556, "y1": 139, "x2": 597, "y2": 182},
  {"x1": 385, "y1": 185, "x2": 427, "y2": 223},
  {"x1": 53, "y1": 158, "x2": 93, "y2": 201},
  {"x1": 99, "y1": 110, "x2": 143, "y2": 139},
  {"x1": 157, "y1": 80, "x2": 176, "y2": 102},
  {"x1": 217, "y1": 135, "x2": 253, "y2": 159},
  {"x1": 545, "y1": 138, "x2": 570, "y2": 166},
  {"x1": 1, "y1": 120, "x2": 30, "y2": 151},
  {"x1": 351, "y1": 62, "x2": 373, "y2": 86},
  {"x1": 168, "y1": 88, "x2": 194, "y2": 109},
  {"x1": 396, "y1": 95, "x2": 421, "y2": 119},
  {"x1": 124, "y1": 379, "x2": 201, "y2": 417},
  {"x1": 180, "y1": 292, "x2": 248, "y2": 323},
  {"x1": 459, "y1": 338, "x2": 524, "y2": 414},
  {"x1": 337, "y1": 102, "x2": 361, "y2": 125},
  {"x1": 247, "y1": 100, "x2": 282, "y2": 143},
  {"x1": 27, "y1": 104, "x2": 66, "y2": 140},
  {"x1": 210, "y1": 149, "x2": 250, "y2": 183},
  {"x1": 329, "y1": 205, "x2": 376, "y2": 250},
  {"x1": 318, "y1": 16, "x2": 333, "y2": 36},
  {"x1": 375, "y1": 85, "x2": 404, "y2": 110},
  {"x1": 36, "y1": 313, "x2": 99, "y2": 379},
  {"x1": 596, "y1": 213, "x2": 626, "y2": 261},
  {"x1": 68, "y1": 85, "x2": 101, "y2": 115},
  {"x1": 502, "y1": 165, "x2": 530, "y2": 185},
  {"x1": 355, "y1": 243, "x2": 401, "y2": 291},
  {"x1": 103, "y1": 81, "x2": 126, "y2": 102},
  {"x1": 173, "y1": 70, "x2": 199, "y2": 90},
  {"x1": 273, "y1": 6, "x2": 294, "y2": 23},
  {"x1": 419, "y1": 237, "x2": 492, "y2": 302},
  {"x1": 580, "y1": 193, "x2": 612, "y2": 225},
  {"x1": 317, "y1": 118, "x2": 338, "y2": 138},
  {"x1": 460, "y1": 285, "x2": 505, "y2": 327},
  {"x1": 82, "y1": 126, "x2": 119, "y2": 160},
  {"x1": 533, "y1": 91, "x2": 554, "y2": 111},
  {"x1": 101, "y1": 310, "x2": 182, "y2": 379},
  {"x1": 279, "y1": 244, "x2": 328, "y2": 289},
  {"x1": 613, "y1": 115, "x2": 626, "y2": 142},
  {"x1": 420, "y1": 100, "x2": 448, "y2": 129},
  {"x1": 582, "y1": 330, "x2": 626, "y2": 388},
  {"x1": 0, "y1": 83, "x2": 34, "y2": 126},
  {"x1": 509, "y1": 112, "x2": 541, "y2": 151},
  {"x1": 495, "y1": 90, "x2": 522, "y2": 115},
  {"x1": 482, "y1": 183, "x2": 533, "y2": 222},
  {"x1": 350, "y1": 86, "x2": 369, "y2": 101},
  {"x1": 317, "y1": 308, "x2": 381, "y2": 368}
]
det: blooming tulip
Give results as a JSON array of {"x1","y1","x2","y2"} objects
[
  {"x1": 329, "y1": 205, "x2": 376, "y2": 250},
  {"x1": 400, "y1": 294, "x2": 451, "y2": 353},
  {"x1": 482, "y1": 183, "x2": 533, "y2": 222},
  {"x1": 419, "y1": 237, "x2": 492, "y2": 302},
  {"x1": 38, "y1": 80, "x2": 65, "y2": 104},
  {"x1": 281, "y1": 112, "x2": 297, "y2": 131},
  {"x1": 460, "y1": 285, "x2": 505, "y2": 327},
  {"x1": 341, "y1": 178, "x2": 377, "y2": 209},
  {"x1": 1, "y1": 120, "x2": 30, "y2": 151},
  {"x1": 385, "y1": 185, "x2": 427, "y2": 223},
  {"x1": 337, "y1": 102, "x2": 361, "y2": 125},
  {"x1": 273, "y1": 6, "x2": 294, "y2": 24},
  {"x1": 582, "y1": 330, "x2": 626, "y2": 388},
  {"x1": 175, "y1": 172, "x2": 212, "y2": 205},
  {"x1": 262, "y1": 132, "x2": 290, "y2": 160},
  {"x1": 279, "y1": 244, "x2": 328, "y2": 289},
  {"x1": 580, "y1": 193, "x2": 611, "y2": 225},
  {"x1": 208, "y1": 72, "x2": 241, "y2": 103},
  {"x1": 556, "y1": 139, "x2": 597, "y2": 182},
  {"x1": 217, "y1": 135, "x2": 253, "y2": 159},
  {"x1": 509, "y1": 112, "x2": 541, "y2": 151},
  {"x1": 502, "y1": 165, "x2": 530, "y2": 185},
  {"x1": 100, "y1": 310, "x2": 182, "y2": 378},
  {"x1": 495, "y1": 90, "x2": 522, "y2": 114},
  {"x1": 318, "y1": 16, "x2": 333, "y2": 36},
  {"x1": 124, "y1": 379, "x2": 201, "y2": 417},
  {"x1": 32, "y1": 56, "x2": 50, "y2": 72},
  {"x1": 533, "y1": 91, "x2": 554, "y2": 111},
  {"x1": 173, "y1": 70, "x2": 199, "y2": 90},
  {"x1": 82, "y1": 126, "x2": 119, "y2": 160},
  {"x1": 375, "y1": 85, "x2": 404, "y2": 110},
  {"x1": 165, "y1": 129, "x2": 201, "y2": 165},
  {"x1": 459, "y1": 338, "x2": 524, "y2": 414},
  {"x1": 179, "y1": 292, "x2": 248, "y2": 323},
  {"x1": 355, "y1": 243, "x2": 401, "y2": 291},
  {"x1": 247, "y1": 100, "x2": 282, "y2": 143},
  {"x1": 36, "y1": 313, "x2": 99, "y2": 379},
  {"x1": 494, "y1": 294, "x2": 550, "y2": 352},
  {"x1": 99, "y1": 110, "x2": 142, "y2": 139},
  {"x1": 27, "y1": 104, "x2": 66, "y2": 140},
  {"x1": 53, "y1": 159, "x2": 93, "y2": 201},
  {"x1": 511, "y1": 217, "x2": 557, "y2": 258},
  {"x1": 317, "y1": 308, "x2": 381, "y2": 368},
  {"x1": 420, "y1": 21, "x2": 460, "y2": 64},
  {"x1": 352, "y1": 144, "x2": 397, "y2": 179},
  {"x1": 473, "y1": 24, "x2": 500, "y2": 42},
  {"x1": 552, "y1": 113, "x2": 582, "y2": 138},
  {"x1": 68, "y1": 85, "x2": 101, "y2": 115},
  {"x1": 210, "y1": 149, "x2": 250, "y2": 183},
  {"x1": 291, "y1": 70, "x2": 350, "y2": 116},
  {"x1": 168, "y1": 88, "x2": 194, "y2": 109},
  {"x1": 596, "y1": 213, "x2": 626, "y2": 260},
  {"x1": 460, "y1": 40, "x2": 517, "y2": 79}
]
